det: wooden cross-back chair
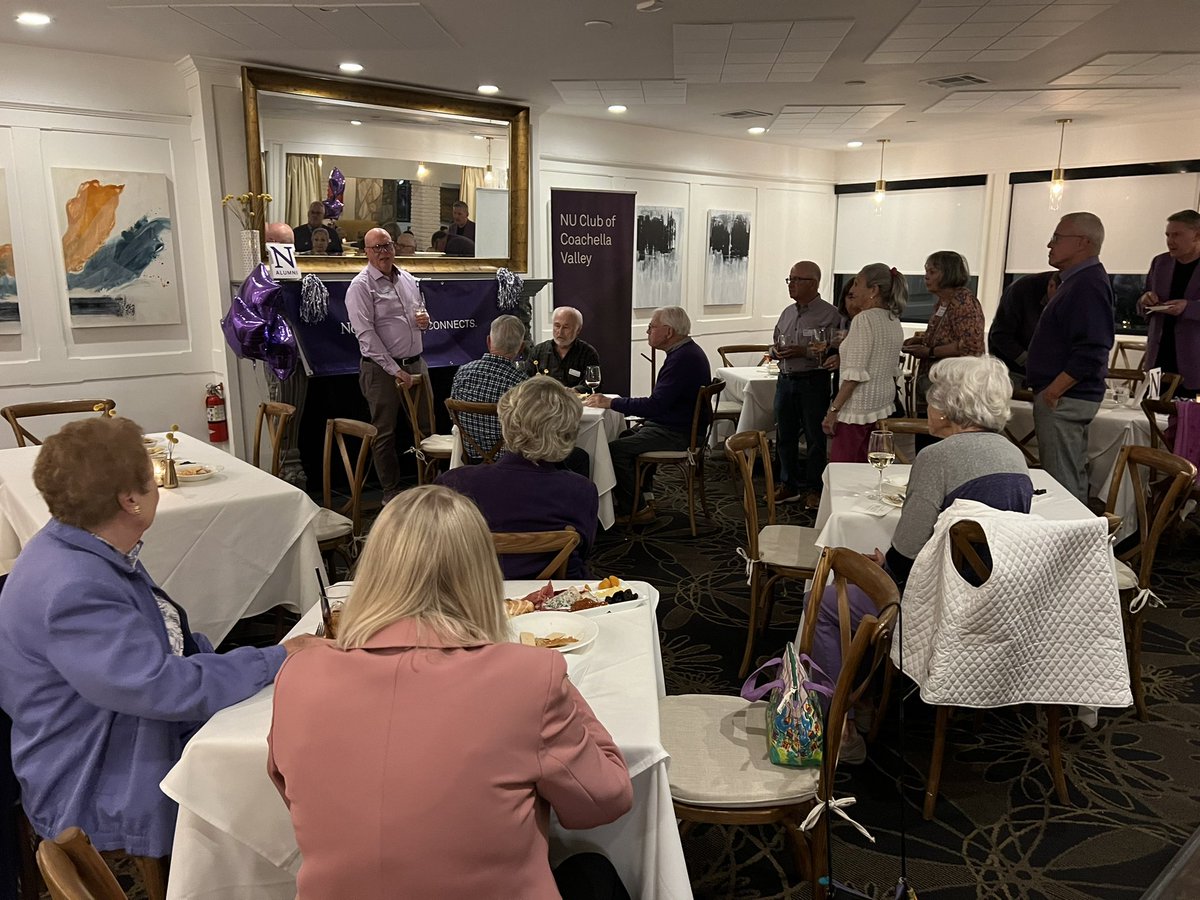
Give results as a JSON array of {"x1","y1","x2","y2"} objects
[
  {"x1": 252, "y1": 401, "x2": 296, "y2": 478},
  {"x1": 630, "y1": 380, "x2": 726, "y2": 536},
  {"x1": 898, "y1": 352, "x2": 921, "y2": 417},
  {"x1": 397, "y1": 375, "x2": 453, "y2": 483},
  {"x1": 1104, "y1": 369, "x2": 1180, "y2": 401},
  {"x1": 726, "y1": 430, "x2": 822, "y2": 676},
  {"x1": 36, "y1": 827, "x2": 127, "y2": 900},
  {"x1": 319, "y1": 419, "x2": 377, "y2": 576},
  {"x1": 876, "y1": 417, "x2": 929, "y2": 464},
  {"x1": 491, "y1": 527, "x2": 580, "y2": 579},
  {"x1": 1110, "y1": 339, "x2": 1145, "y2": 371},
  {"x1": 1140, "y1": 397, "x2": 1200, "y2": 503},
  {"x1": 1, "y1": 400, "x2": 116, "y2": 448},
  {"x1": 659, "y1": 573, "x2": 897, "y2": 900},
  {"x1": 1003, "y1": 387, "x2": 1040, "y2": 468},
  {"x1": 1104, "y1": 444, "x2": 1196, "y2": 720},
  {"x1": 717, "y1": 344, "x2": 771, "y2": 367},
  {"x1": 444, "y1": 399, "x2": 504, "y2": 464}
]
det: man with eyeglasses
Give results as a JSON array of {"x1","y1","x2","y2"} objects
[
  {"x1": 1138, "y1": 209, "x2": 1200, "y2": 399},
  {"x1": 346, "y1": 227, "x2": 431, "y2": 503},
  {"x1": 769, "y1": 261, "x2": 844, "y2": 508},
  {"x1": 1025, "y1": 212, "x2": 1114, "y2": 503},
  {"x1": 293, "y1": 200, "x2": 343, "y2": 254}
]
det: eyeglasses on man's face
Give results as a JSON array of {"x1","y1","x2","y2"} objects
[
  {"x1": 784, "y1": 276, "x2": 818, "y2": 285},
  {"x1": 1049, "y1": 233, "x2": 1086, "y2": 244},
  {"x1": 368, "y1": 242, "x2": 396, "y2": 253}
]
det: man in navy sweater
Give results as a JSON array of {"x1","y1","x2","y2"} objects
[
  {"x1": 586, "y1": 306, "x2": 711, "y2": 523},
  {"x1": 1025, "y1": 212, "x2": 1114, "y2": 503}
]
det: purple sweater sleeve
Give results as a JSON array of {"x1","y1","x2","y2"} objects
[{"x1": 611, "y1": 341, "x2": 711, "y2": 430}]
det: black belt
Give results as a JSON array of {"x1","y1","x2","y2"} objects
[
  {"x1": 779, "y1": 369, "x2": 829, "y2": 379},
  {"x1": 394, "y1": 355, "x2": 421, "y2": 366}
]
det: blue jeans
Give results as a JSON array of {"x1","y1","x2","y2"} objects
[{"x1": 774, "y1": 371, "x2": 833, "y2": 491}]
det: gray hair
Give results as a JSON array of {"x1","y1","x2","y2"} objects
[
  {"x1": 489, "y1": 314, "x2": 525, "y2": 356},
  {"x1": 925, "y1": 251, "x2": 970, "y2": 290},
  {"x1": 498, "y1": 376, "x2": 581, "y2": 463},
  {"x1": 554, "y1": 306, "x2": 583, "y2": 328},
  {"x1": 858, "y1": 263, "x2": 908, "y2": 316},
  {"x1": 655, "y1": 306, "x2": 691, "y2": 336},
  {"x1": 1167, "y1": 209, "x2": 1200, "y2": 230},
  {"x1": 926, "y1": 355, "x2": 1014, "y2": 432},
  {"x1": 1061, "y1": 212, "x2": 1105, "y2": 252}
]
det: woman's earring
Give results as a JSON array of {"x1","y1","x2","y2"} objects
[{"x1": 133, "y1": 504, "x2": 142, "y2": 515}]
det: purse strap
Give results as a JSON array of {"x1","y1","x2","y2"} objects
[{"x1": 740, "y1": 656, "x2": 783, "y2": 701}]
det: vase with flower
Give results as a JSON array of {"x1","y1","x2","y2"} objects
[{"x1": 222, "y1": 192, "x2": 273, "y2": 280}]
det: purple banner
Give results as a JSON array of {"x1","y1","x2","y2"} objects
[
  {"x1": 550, "y1": 189, "x2": 635, "y2": 396},
  {"x1": 276, "y1": 279, "x2": 498, "y2": 377}
]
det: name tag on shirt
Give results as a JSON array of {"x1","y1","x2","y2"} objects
[
  {"x1": 568, "y1": 368, "x2": 581, "y2": 377},
  {"x1": 935, "y1": 307, "x2": 947, "y2": 318}
]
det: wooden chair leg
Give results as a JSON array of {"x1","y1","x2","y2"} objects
[
  {"x1": 1128, "y1": 608, "x2": 1148, "y2": 721},
  {"x1": 697, "y1": 456, "x2": 713, "y2": 523},
  {"x1": 869, "y1": 662, "x2": 895, "y2": 744},
  {"x1": 685, "y1": 465, "x2": 697, "y2": 537},
  {"x1": 134, "y1": 855, "x2": 169, "y2": 900},
  {"x1": 923, "y1": 705, "x2": 951, "y2": 820},
  {"x1": 739, "y1": 571, "x2": 764, "y2": 678},
  {"x1": 627, "y1": 460, "x2": 645, "y2": 536},
  {"x1": 1045, "y1": 705, "x2": 1069, "y2": 804},
  {"x1": 805, "y1": 813, "x2": 828, "y2": 900},
  {"x1": 16, "y1": 810, "x2": 41, "y2": 900}
]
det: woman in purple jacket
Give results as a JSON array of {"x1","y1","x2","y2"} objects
[{"x1": 0, "y1": 416, "x2": 320, "y2": 859}]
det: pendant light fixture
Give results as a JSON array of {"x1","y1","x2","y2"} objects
[
  {"x1": 874, "y1": 139, "x2": 890, "y2": 212},
  {"x1": 484, "y1": 137, "x2": 495, "y2": 184},
  {"x1": 1049, "y1": 118, "x2": 1071, "y2": 211}
]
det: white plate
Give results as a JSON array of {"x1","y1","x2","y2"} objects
[
  {"x1": 884, "y1": 477, "x2": 908, "y2": 493},
  {"x1": 176, "y1": 465, "x2": 217, "y2": 483},
  {"x1": 511, "y1": 611, "x2": 598, "y2": 653}
]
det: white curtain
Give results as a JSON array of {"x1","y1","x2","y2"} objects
[
  {"x1": 459, "y1": 167, "x2": 488, "y2": 219},
  {"x1": 285, "y1": 155, "x2": 323, "y2": 227}
]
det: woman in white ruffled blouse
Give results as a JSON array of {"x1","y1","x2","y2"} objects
[{"x1": 821, "y1": 262, "x2": 907, "y2": 462}]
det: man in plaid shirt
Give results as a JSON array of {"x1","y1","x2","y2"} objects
[{"x1": 451, "y1": 315, "x2": 528, "y2": 461}]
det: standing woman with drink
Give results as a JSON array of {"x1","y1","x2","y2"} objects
[{"x1": 821, "y1": 263, "x2": 907, "y2": 462}]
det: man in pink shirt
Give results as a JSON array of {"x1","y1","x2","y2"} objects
[{"x1": 345, "y1": 227, "x2": 430, "y2": 502}]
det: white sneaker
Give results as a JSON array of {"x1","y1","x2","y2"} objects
[{"x1": 839, "y1": 726, "x2": 868, "y2": 766}]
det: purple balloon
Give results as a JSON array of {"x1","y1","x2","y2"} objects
[
  {"x1": 324, "y1": 167, "x2": 346, "y2": 221},
  {"x1": 220, "y1": 263, "x2": 298, "y2": 380}
]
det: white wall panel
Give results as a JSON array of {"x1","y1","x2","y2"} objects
[
  {"x1": 1007, "y1": 173, "x2": 1200, "y2": 273},
  {"x1": 834, "y1": 185, "x2": 988, "y2": 275}
]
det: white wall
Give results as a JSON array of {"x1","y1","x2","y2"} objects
[
  {"x1": 536, "y1": 114, "x2": 838, "y2": 396},
  {"x1": 0, "y1": 43, "x2": 230, "y2": 450}
]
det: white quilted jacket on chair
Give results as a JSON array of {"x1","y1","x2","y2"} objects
[{"x1": 892, "y1": 499, "x2": 1132, "y2": 709}]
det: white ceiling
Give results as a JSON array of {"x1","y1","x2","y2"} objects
[{"x1": 4, "y1": 0, "x2": 1200, "y2": 151}]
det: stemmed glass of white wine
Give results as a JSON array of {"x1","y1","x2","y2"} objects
[
  {"x1": 584, "y1": 365, "x2": 602, "y2": 395},
  {"x1": 867, "y1": 430, "x2": 895, "y2": 500}
]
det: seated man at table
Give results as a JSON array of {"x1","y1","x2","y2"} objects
[
  {"x1": 526, "y1": 306, "x2": 601, "y2": 392},
  {"x1": 450, "y1": 314, "x2": 528, "y2": 462},
  {"x1": 438, "y1": 376, "x2": 598, "y2": 578},
  {"x1": 586, "y1": 306, "x2": 711, "y2": 525},
  {"x1": 293, "y1": 200, "x2": 343, "y2": 254},
  {"x1": 807, "y1": 356, "x2": 1031, "y2": 763},
  {"x1": 0, "y1": 416, "x2": 321, "y2": 859}
]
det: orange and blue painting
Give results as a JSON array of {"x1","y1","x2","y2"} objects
[
  {"x1": 0, "y1": 168, "x2": 17, "y2": 333},
  {"x1": 52, "y1": 168, "x2": 180, "y2": 327}
]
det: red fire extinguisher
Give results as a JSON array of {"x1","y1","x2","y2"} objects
[{"x1": 206, "y1": 382, "x2": 228, "y2": 443}]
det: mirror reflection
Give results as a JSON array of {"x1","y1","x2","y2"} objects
[{"x1": 257, "y1": 91, "x2": 511, "y2": 261}]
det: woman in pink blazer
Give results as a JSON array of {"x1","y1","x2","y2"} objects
[{"x1": 268, "y1": 485, "x2": 633, "y2": 899}]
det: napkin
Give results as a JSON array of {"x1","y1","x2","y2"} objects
[{"x1": 852, "y1": 498, "x2": 899, "y2": 517}]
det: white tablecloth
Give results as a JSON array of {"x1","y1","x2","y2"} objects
[
  {"x1": 0, "y1": 433, "x2": 322, "y2": 643},
  {"x1": 161, "y1": 580, "x2": 690, "y2": 900},
  {"x1": 814, "y1": 463, "x2": 1094, "y2": 554},
  {"x1": 715, "y1": 366, "x2": 778, "y2": 435},
  {"x1": 449, "y1": 405, "x2": 625, "y2": 530}
]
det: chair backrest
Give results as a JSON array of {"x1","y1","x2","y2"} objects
[
  {"x1": 898, "y1": 352, "x2": 921, "y2": 417},
  {"x1": 322, "y1": 418, "x2": 378, "y2": 537},
  {"x1": 1106, "y1": 367, "x2": 1144, "y2": 389},
  {"x1": 687, "y1": 380, "x2": 725, "y2": 453},
  {"x1": 396, "y1": 374, "x2": 435, "y2": 444},
  {"x1": 1104, "y1": 444, "x2": 1196, "y2": 588},
  {"x1": 252, "y1": 401, "x2": 296, "y2": 478},
  {"x1": 1, "y1": 400, "x2": 116, "y2": 448},
  {"x1": 491, "y1": 527, "x2": 580, "y2": 579},
  {"x1": 36, "y1": 827, "x2": 125, "y2": 900},
  {"x1": 1141, "y1": 398, "x2": 1175, "y2": 452},
  {"x1": 797, "y1": 546, "x2": 901, "y2": 662},
  {"x1": 444, "y1": 399, "x2": 504, "y2": 463},
  {"x1": 726, "y1": 430, "x2": 775, "y2": 558},
  {"x1": 1110, "y1": 338, "x2": 1145, "y2": 371},
  {"x1": 1002, "y1": 387, "x2": 1040, "y2": 467},
  {"x1": 877, "y1": 417, "x2": 928, "y2": 464},
  {"x1": 717, "y1": 344, "x2": 771, "y2": 367}
]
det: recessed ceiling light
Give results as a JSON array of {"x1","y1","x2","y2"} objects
[
  {"x1": 585, "y1": 19, "x2": 613, "y2": 29},
  {"x1": 747, "y1": 126, "x2": 766, "y2": 135},
  {"x1": 478, "y1": 84, "x2": 500, "y2": 95},
  {"x1": 608, "y1": 104, "x2": 627, "y2": 113},
  {"x1": 846, "y1": 140, "x2": 863, "y2": 148},
  {"x1": 637, "y1": 0, "x2": 665, "y2": 11},
  {"x1": 844, "y1": 80, "x2": 866, "y2": 86},
  {"x1": 473, "y1": 134, "x2": 486, "y2": 140},
  {"x1": 350, "y1": 120, "x2": 362, "y2": 126},
  {"x1": 16, "y1": 11, "x2": 51, "y2": 25},
  {"x1": 339, "y1": 62, "x2": 363, "y2": 73}
]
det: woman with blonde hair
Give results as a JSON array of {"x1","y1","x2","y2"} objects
[
  {"x1": 438, "y1": 375, "x2": 598, "y2": 577},
  {"x1": 822, "y1": 262, "x2": 907, "y2": 461},
  {"x1": 268, "y1": 485, "x2": 633, "y2": 898}
]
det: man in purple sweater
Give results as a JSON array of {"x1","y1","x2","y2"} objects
[
  {"x1": 585, "y1": 306, "x2": 711, "y2": 524},
  {"x1": 1025, "y1": 212, "x2": 1114, "y2": 503}
]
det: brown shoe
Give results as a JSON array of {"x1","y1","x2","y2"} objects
[
  {"x1": 804, "y1": 491, "x2": 822, "y2": 510},
  {"x1": 615, "y1": 505, "x2": 656, "y2": 525},
  {"x1": 773, "y1": 485, "x2": 801, "y2": 504}
]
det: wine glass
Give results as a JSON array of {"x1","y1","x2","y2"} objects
[
  {"x1": 584, "y1": 365, "x2": 602, "y2": 395},
  {"x1": 867, "y1": 430, "x2": 895, "y2": 500},
  {"x1": 808, "y1": 326, "x2": 829, "y2": 361}
]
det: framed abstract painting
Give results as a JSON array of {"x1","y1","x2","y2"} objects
[
  {"x1": 51, "y1": 168, "x2": 182, "y2": 327},
  {"x1": 705, "y1": 209, "x2": 751, "y2": 306},
  {"x1": 634, "y1": 205, "x2": 684, "y2": 310},
  {"x1": 0, "y1": 168, "x2": 17, "y2": 333}
]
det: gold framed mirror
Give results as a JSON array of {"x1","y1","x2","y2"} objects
[{"x1": 242, "y1": 67, "x2": 529, "y2": 274}]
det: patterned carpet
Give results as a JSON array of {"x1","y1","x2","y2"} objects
[{"x1": 591, "y1": 459, "x2": 1200, "y2": 900}]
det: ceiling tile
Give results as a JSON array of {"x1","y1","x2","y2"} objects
[
  {"x1": 1030, "y1": 3, "x2": 1110, "y2": 21},
  {"x1": 868, "y1": 51, "x2": 926, "y2": 64},
  {"x1": 990, "y1": 34, "x2": 1056, "y2": 49},
  {"x1": 892, "y1": 23, "x2": 959, "y2": 39},
  {"x1": 726, "y1": 52, "x2": 780, "y2": 64},
  {"x1": 879, "y1": 38, "x2": 939, "y2": 52},
  {"x1": 674, "y1": 18, "x2": 851, "y2": 84},
  {"x1": 921, "y1": 49, "x2": 978, "y2": 61},
  {"x1": 967, "y1": 5, "x2": 1042, "y2": 23},
  {"x1": 950, "y1": 21, "x2": 1015, "y2": 36},
  {"x1": 907, "y1": 7, "x2": 976, "y2": 25},
  {"x1": 972, "y1": 48, "x2": 1035, "y2": 60}
]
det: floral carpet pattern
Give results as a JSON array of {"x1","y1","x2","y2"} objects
[{"x1": 592, "y1": 462, "x2": 1200, "y2": 899}]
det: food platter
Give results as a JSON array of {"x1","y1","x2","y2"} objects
[
  {"x1": 177, "y1": 464, "x2": 217, "y2": 483},
  {"x1": 504, "y1": 577, "x2": 638, "y2": 617},
  {"x1": 511, "y1": 611, "x2": 598, "y2": 653}
]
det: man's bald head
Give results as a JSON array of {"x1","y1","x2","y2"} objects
[
  {"x1": 264, "y1": 222, "x2": 293, "y2": 243},
  {"x1": 364, "y1": 227, "x2": 396, "y2": 274}
]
